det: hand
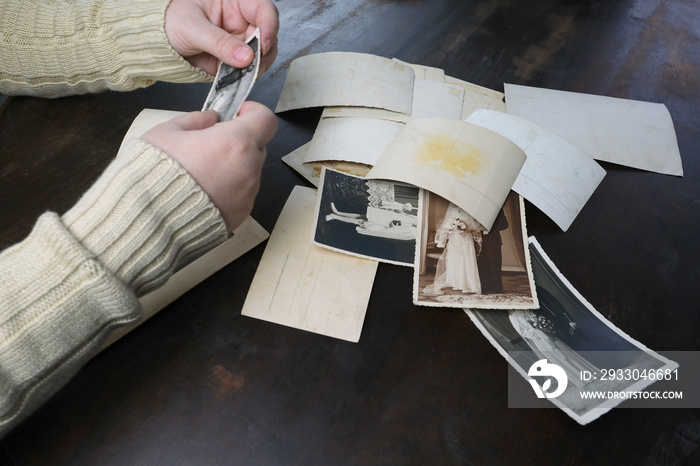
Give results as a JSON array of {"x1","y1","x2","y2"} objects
[
  {"x1": 141, "y1": 103, "x2": 278, "y2": 231},
  {"x1": 165, "y1": 0, "x2": 279, "y2": 76}
]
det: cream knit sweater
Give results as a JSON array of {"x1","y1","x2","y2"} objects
[{"x1": 0, "y1": 0, "x2": 229, "y2": 437}]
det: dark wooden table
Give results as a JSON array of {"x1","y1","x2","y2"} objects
[{"x1": 1, "y1": 0, "x2": 698, "y2": 464}]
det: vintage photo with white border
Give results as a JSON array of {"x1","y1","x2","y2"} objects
[
  {"x1": 467, "y1": 237, "x2": 679, "y2": 424},
  {"x1": 312, "y1": 167, "x2": 420, "y2": 266},
  {"x1": 202, "y1": 28, "x2": 260, "y2": 121},
  {"x1": 414, "y1": 190, "x2": 538, "y2": 309}
]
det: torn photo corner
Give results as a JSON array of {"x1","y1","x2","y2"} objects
[{"x1": 202, "y1": 28, "x2": 261, "y2": 121}]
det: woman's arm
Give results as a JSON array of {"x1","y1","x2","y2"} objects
[
  {"x1": 0, "y1": 0, "x2": 213, "y2": 97},
  {"x1": 0, "y1": 138, "x2": 227, "y2": 437},
  {"x1": 0, "y1": 103, "x2": 277, "y2": 439},
  {"x1": 0, "y1": 0, "x2": 279, "y2": 98}
]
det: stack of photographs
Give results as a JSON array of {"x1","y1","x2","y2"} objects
[{"x1": 240, "y1": 52, "x2": 682, "y2": 424}]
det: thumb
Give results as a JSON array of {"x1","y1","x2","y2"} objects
[
  {"x1": 228, "y1": 101, "x2": 278, "y2": 147},
  {"x1": 140, "y1": 110, "x2": 219, "y2": 151},
  {"x1": 194, "y1": 21, "x2": 254, "y2": 68},
  {"x1": 166, "y1": 110, "x2": 220, "y2": 132}
]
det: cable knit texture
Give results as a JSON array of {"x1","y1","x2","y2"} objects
[
  {"x1": 0, "y1": 0, "x2": 211, "y2": 97},
  {"x1": 0, "y1": 140, "x2": 228, "y2": 437}
]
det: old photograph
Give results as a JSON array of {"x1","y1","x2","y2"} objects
[
  {"x1": 467, "y1": 237, "x2": 678, "y2": 424},
  {"x1": 312, "y1": 167, "x2": 419, "y2": 266},
  {"x1": 413, "y1": 190, "x2": 537, "y2": 309},
  {"x1": 202, "y1": 29, "x2": 260, "y2": 121}
]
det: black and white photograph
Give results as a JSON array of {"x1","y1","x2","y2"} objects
[
  {"x1": 467, "y1": 237, "x2": 678, "y2": 424},
  {"x1": 413, "y1": 190, "x2": 538, "y2": 309},
  {"x1": 202, "y1": 28, "x2": 260, "y2": 121},
  {"x1": 312, "y1": 167, "x2": 419, "y2": 266}
]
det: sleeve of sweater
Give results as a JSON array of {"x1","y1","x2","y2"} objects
[
  {"x1": 0, "y1": 139, "x2": 228, "y2": 438},
  {"x1": 0, "y1": 0, "x2": 211, "y2": 97}
]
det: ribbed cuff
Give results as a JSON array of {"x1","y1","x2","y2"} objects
[
  {"x1": 0, "y1": 0, "x2": 210, "y2": 97},
  {"x1": 62, "y1": 139, "x2": 228, "y2": 296},
  {"x1": 0, "y1": 212, "x2": 141, "y2": 435}
]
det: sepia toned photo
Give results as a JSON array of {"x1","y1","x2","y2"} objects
[
  {"x1": 467, "y1": 238, "x2": 678, "y2": 424},
  {"x1": 413, "y1": 190, "x2": 537, "y2": 309},
  {"x1": 202, "y1": 29, "x2": 260, "y2": 121},
  {"x1": 312, "y1": 167, "x2": 419, "y2": 266}
]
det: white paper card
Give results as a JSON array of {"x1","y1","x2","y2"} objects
[
  {"x1": 467, "y1": 109, "x2": 606, "y2": 231},
  {"x1": 411, "y1": 79, "x2": 465, "y2": 119},
  {"x1": 393, "y1": 58, "x2": 446, "y2": 82},
  {"x1": 445, "y1": 76, "x2": 506, "y2": 119},
  {"x1": 304, "y1": 116, "x2": 405, "y2": 165},
  {"x1": 241, "y1": 186, "x2": 378, "y2": 343},
  {"x1": 275, "y1": 52, "x2": 415, "y2": 115},
  {"x1": 505, "y1": 84, "x2": 683, "y2": 176}
]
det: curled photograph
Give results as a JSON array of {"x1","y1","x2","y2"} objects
[
  {"x1": 202, "y1": 29, "x2": 260, "y2": 121},
  {"x1": 467, "y1": 238, "x2": 678, "y2": 424}
]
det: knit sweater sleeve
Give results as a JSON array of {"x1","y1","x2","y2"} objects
[
  {"x1": 0, "y1": 0, "x2": 211, "y2": 97},
  {"x1": 0, "y1": 139, "x2": 228, "y2": 438}
]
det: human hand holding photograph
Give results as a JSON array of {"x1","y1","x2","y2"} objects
[{"x1": 202, "y1": 28, "x2": 261, "y2": 121}]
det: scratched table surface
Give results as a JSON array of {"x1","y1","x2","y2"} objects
[{"x1": 1, "y1": 0, "x2": 698, "y2": 464}]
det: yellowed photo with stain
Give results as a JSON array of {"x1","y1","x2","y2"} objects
[{"x1": 366, "y1": 118, "x2": 526, "y2": 232}]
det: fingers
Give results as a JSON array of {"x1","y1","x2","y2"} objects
[
  {"x1": 255, "y1": 38, "x2": 278, "y2": 76},
  {"x1": 237, "y1": 0, "x2": 280, "y2": 57},
  {"x1": 193, "y1": 0, "x2": 279, "y2": 70},
  {"x1": 165, "y1": 0, "x2": 279, "y2": 76},
  {"x1": 139, "y1": 104, "x2": 277, "y2": 232},
  {"x1": 193, "y1": 20, "x2": 255, "y2": 69},
  {"x1": 166, "y1": 109, "x2": 220, "y2": 131},
  {"x1": 230, "y1": 101, "x2": 278, "y2": 147},
  {"x1": 232, "y1": 0, "x2": 279, "y2": 74},
  {"x1": 139, "y1": 110, "x2": 220, "y2": 159}
]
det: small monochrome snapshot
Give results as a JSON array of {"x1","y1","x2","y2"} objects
[
  {"x1": 312, "y1": 167, "x2": 419, "y2": 266},
  {"x1": 202, "y1": 28, "x2": 261, "y2": 121}
]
